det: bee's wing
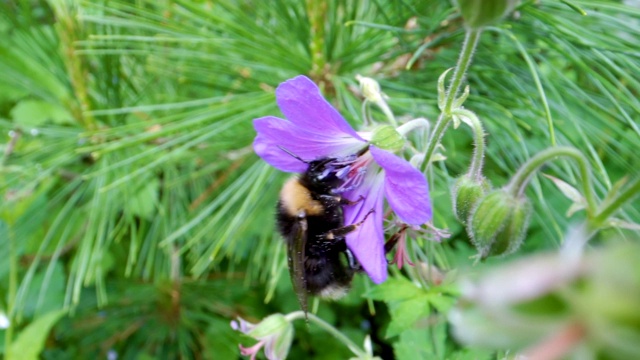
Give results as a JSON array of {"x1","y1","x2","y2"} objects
[{"x1": 287, "y1": 216, "x2": 308, "y2": 315}]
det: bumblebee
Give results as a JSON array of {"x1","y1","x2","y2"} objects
[{"x1": 275, "y1": 148, "x2": 371, "y2": 313}]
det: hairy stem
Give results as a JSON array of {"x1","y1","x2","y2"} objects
[
  {"x1": 453, "y1": 109, "x2": 486, "y2": 180},
  {"x1": 421, "y1": 28, "x2": 482, "y2": 172},
  {"x1": 286, "y1": 311, "x2": 366, "y2": 357},
  {"x1": 505, "y1": 147, "x2": 597, "y2": 216},
  {"x1": 592, "y1": 177, "x2": 640, "y2": 227}
]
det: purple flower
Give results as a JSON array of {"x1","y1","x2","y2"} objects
[{"x1": 253, "y1": 75, "x2": 432, "y2": 283}]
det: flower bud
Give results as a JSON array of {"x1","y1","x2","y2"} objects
[
  {"x1": 231, "y1": 314, "x2": 294, "y2": 360},
  {"x1": 451, "y1": 174, "x2": 491, "y2": 224},
  {"x1": 454, "y1": 0, "x2": 520, "y2": 29},
  {"x1": 356, "y1": 75, "x2": 383, "y2": 104},
  {"x1": 371, "y1": 125, "x2": 404, "y2": 152},
  {"x1": 467, "y1": 189, "x2": 531, "y2": 258}
]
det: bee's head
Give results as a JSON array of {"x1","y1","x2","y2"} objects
[
  {"x1": 303, "y1": 157, "x2": 347, "y2": 193},
  {"x1": 278, "y1": 146, "x2": 366, "y2": 194}
]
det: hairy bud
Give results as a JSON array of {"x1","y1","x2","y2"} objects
[
  {"x1": 452, "y1": 175, "x2": 491, "y2": 224},
  {"x1": 467, "y1": 189, "x2": 531, "y2": 258},
  {"x1": 454, "y1": 0, "x2": 520, "y2": 29}
]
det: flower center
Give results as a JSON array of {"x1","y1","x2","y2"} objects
[{"x1": 332, "y1": 150, "x2": 374, "y2": 194}]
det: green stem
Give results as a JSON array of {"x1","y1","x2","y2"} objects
[
  {"x1": 5, "y1": 224, "x2": 16, "y2": 357},
  {"x1": 421, "y1": 28, "x2": 482, "y2": 173},
  {"x1": 396, "y1": 118, "x2": 429, "y2": 137},
  {"x1": 286, "y1": 311, "x2": 366, "y2": 357},
  {"x1": 453, "y1": 109, "x2": 485, "y2": 180},
  {"x1": 306, "y1": 0, "x2": 327, "y2": 81},
  {"x1": 52, "y1": 2, "x2": 96, "y2": 131},
  {"x1": 592, "y1": 177, "x2": 640, "y2": 226},
  {"x1": 505, "y1": 147, "x2": 597, "y2": 216},
  {"x1": 377, "y1": 99, "x2": 398, "y2": 127}
]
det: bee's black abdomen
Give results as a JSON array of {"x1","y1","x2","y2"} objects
[
  {"x1": 275, "y1": 199, "x2": 296, "y2": 242},
  {"x1": 276, "y1": 170, "x2": 360, "y2": 306}
]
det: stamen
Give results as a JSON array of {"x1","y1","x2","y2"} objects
[{"x1": 333, "y1": 167, "x2": 367, "y2": 194}]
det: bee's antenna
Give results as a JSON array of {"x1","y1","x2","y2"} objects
[{"x1": 278, "y1": 146, "x2": 309, "y2": 163}]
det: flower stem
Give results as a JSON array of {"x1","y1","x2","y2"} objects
[
  {"x1": 421, "y1": 28, "x2": 482, "y2": 172},
  {"x1": 286, "y1": 311, "x2": 366, "y2": 357},
  {"x1": 592, "y1": 177, "x2": 640, "y2": 227},
  {"x1": 522, "y1": 322, "x2": 585, "y2": 360},
  {"x1": 452, "y1": 109, "x2": 485, "y2": 180},
  {"x1": 377, "y1": 99, "x2": 398, "y2": 127},
  {"x1": 505, "y1": 147, "x2": 597, "y2": 216},
  {"x1": 396, "y1": 117, "x2": 429, "y2": 137}
]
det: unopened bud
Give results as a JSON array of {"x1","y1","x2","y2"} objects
[
  {"x1": 467, "y1": 189, "x2": 531, "y2": 258},
  {"x1": 231, "y1": 314, "x2": 294, "y2": 360},
  {"x1": 243, "y1": 314, "x2": 289, "y2": 339},
  {"x1": 356, "y1": 75, "x2": 384, "y2": 104},
  {"x1": 454, "y1": 0, "x2": 520, "y2": 29},
  {"x1": 452, "y1": 175, "x2": 491, "y2": 224},
  {"x1": 371, "y1": 125, "x2": 404, "y2": 152}
]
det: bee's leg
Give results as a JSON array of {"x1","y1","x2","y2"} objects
[
  {"x1": 384, "y1": 225, "x2": 409, "y2": 254},
  {"x1": 321, "y1": 209, "x2": 375, "y2": 240},
  {"x1": 317, "y1": 195, "x2": 364, "y2": 209},
  {"x1": 339, "y1": 195, "x2": 365, "y2": 206},
  {"x1": 345, "y1": 248, "x2": 361, "y2": 270}
]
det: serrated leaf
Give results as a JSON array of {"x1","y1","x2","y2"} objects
[
  {"x1": 542, "y1": 174, "x2": 584, "y2": 203},
  {"x1": 427, "y1": 293, "x2": 455, "y2": 313},
  {"x1": 386, "y1": 296, "x2": 430, "y2": 338},
  {"x1": 394, "y1": 328, "x2": 436, "y2": 360},
  {"x1": 8, "y1": 309, "x2": 66, "y2": 360},
  {"x1": 365, "y1": 277, "x2": 424, "y2": 302}
]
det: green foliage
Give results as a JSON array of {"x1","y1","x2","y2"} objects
[
  {"x1": 0, "y1": 0, "x2": 638, "y2": 359},
  {"x1": 7, "y1": 310, "x2": 66, "y2": 360}
]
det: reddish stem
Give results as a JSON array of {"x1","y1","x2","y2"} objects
[{"x1": 522, "y1": 322, "x2": 585, "y2": 360}]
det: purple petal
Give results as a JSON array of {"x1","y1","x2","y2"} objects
[
  {"x1": 253, "y1": 116, "x2": 363, "y2": 172},
  {"x1": 370, "y1": 146, "x2": 432, "y2": 225},
  {"x1": 343, "y1": 176, "x2": 387, "y2": 284},
  {"x1": 231, "y1": 317, "x2": 257, "y2": 334},
  {"x1": 276, "y1": 76, "x2": 364, "y2": 141}
]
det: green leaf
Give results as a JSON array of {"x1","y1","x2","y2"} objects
[
  {"x1": 394, "y1": 328, "x2": 437, "y2": 360},
  {"x1": 10, "y1": 99, "x2": 73, "y2": 126},
  {"x1": 542, "y1": 173, "x2": 586, "y2": 216},
  {"x1": 437, "y1": 68, "x2": 452, "y2": 111},
  {"x1": 365, "y1": 277, "x2": 423, "y2": 302},
  {"x1": 427, "y1": 293, "x2": 455, "y2": 313},
  {"x1": 8, "y1": 310, "x2": 66, "y2": 360},
  {"x1": 386, "y1": 296, "x2": 430, "y2": 338},
  {"x1": 127, "y1": 178, "x2": 160, "y2": 219},
  {"x1": 22, "y1": 263, "x2": 65, "y2": 318}
]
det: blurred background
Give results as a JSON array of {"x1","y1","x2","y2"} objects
[{"x1": 0, "y1": 0, "x2": 638, "y2": 359}]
